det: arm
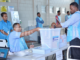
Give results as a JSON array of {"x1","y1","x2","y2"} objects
[
  {"x1": 20, "y1": 28, "x2": 40, "y2": 37},
  {"x1": 11, "y1": 30, "x2": 13, "y2": 32},
  {"x1": 0, "y1": 30, "x2": 8, "y2": 36},
  {"x1": 36, "y1": 18, "x2": 44, "y2": 24},
  {"x1": 52, "y1": 13, "x2": 80, "y2": 28},
  {"x1": 0, "y1": 22, "x2": 8, "y2": 35}
]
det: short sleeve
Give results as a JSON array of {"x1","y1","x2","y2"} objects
[
  {"x1": 9, "y1": 22, "x2": 13, "y2": 30},
  {"x1": 13, "y1": 32, "x2": 21, "y2": 39},
  {"x1": 0, "y1": 22, "x2": 2, "y2": 30},
  {"x1": 61, "y1": 13, "x2": 80, "y2": 28}
]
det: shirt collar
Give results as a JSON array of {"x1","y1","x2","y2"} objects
[
  {"x1": 2, "y1": 20, "x2": 8, "y2": 23},
  {"x1": 75, "y1": 11, "x2": 80, "y2": 13},
  {"x1": 37, "y1": 16, "x2": 41, "y2": 18}
]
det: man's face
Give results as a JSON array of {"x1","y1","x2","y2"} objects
[
  {"x1": 2, "y1": 14, "x2": 8, "y2": 21},
  {"x1": 38, "y1": 13, "x2": 41, "y2": 17},
  {"x1": 14, "y1": 24, "x2": 22, "y2": 32},
  {"x1": 67, "y1": 12, "x2": 70, "y2": 15},
  {"x1": 70, "y1": 5, "x2": 76, "y2": 14},
  {"x1": 58, "y1": 12, "x2": 61, "y2": 15}
]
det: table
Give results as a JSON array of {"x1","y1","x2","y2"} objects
[{"x1": 7, "y1": 44, "x2": 69, "y2": 60}]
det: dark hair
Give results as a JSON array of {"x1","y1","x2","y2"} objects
[
  {"x1": 67, "y1": 11, "x2": 69, "y2": 13},
  {"x1": 57, "y1": 10, "x2": 60, "y2": 13},
  {"x1": 70, "y1": 2, "x2": 78, "y2": 8},
  {"x1": 1, "y1": 12, "x2": 7, "y2": 17},
  {"x1": 37, "y1": 12, "x2": 40, "y2": 15},
  {"x1": 13, "y1": 23, "x2": 19, "y2": 28}
]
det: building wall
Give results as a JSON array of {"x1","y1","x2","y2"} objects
[{"x1": 0, "y1": 0, "x2": 74, "y2": 29}]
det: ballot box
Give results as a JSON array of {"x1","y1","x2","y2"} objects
[{"x1": 40, "y1": 28, "x2": 61, "y2": 50}]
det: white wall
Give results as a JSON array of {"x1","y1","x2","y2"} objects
[{"x1": 0, "y1": 0, "x2": 74, "y2": 29}]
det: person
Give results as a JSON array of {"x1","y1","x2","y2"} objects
[
  {"x1": 65, "y1": 11, "x2": 70, "y2": 35},
  {"x1": 65, "y1": 11, "x2": 70, "y2": 21},
  {"x1": 36, "y1": 12, "x2": 44, "y2": 44},
  {"x1": 55, "y1": 10, "x2": 61, "y2": 25},
  {"x1": 51, "y1": 2, "x2": 80, "y2": 59},
  {"x1": 0, "y1": 12, "x2": 13, "y2": 40},
  {"x1": 9, "y1": 23, "x2": 40, "y2": 52},
  {"x1": 36, "y1": 12, "x2": 44, "y2": 28}
]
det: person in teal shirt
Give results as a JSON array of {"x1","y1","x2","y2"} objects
[
  {"x1": 65, "y1": 11, "x2": 70, "y2": 21},
  {"x1": 36, "y1": 12, "x2": 44, "y2": 28},
  {"x1": 9, "y1": 23, "x2": 40, "y2": 52},
  {"x1": 0, "y1": 12, "x2": 13, "y2": 41}
]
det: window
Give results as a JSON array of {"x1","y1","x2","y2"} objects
[
  {"x1": 56, "y1": 7, "x2": 60, "y2": 14},
  {"x1": 62, "y1": 8, "x2": 66, "y2": 14},
  {"x1": 50, "y1": 6, "x2": 54, "y2": 13},
  {"x1": 41, "y1": 6, "x2": 46, "y2": 13}
]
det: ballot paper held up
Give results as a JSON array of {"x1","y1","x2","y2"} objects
[
  {"x1": 1, "y1": 6, "x2": 7, "y2": 12},
  {"x1": 40, "y1": 28, "x2": 61, "y2": 50}
]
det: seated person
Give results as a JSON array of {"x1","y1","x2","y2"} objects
[{"x1": 9, "y1": 23, "x2": 40, "y2": 52}]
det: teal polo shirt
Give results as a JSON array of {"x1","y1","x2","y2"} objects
[{"x1": 0, "y1": 20, "x2": 13, "y2": 39}]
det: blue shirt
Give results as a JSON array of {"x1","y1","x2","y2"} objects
[
  {"x1": 55, "y1": 15, "x2": 61, "y2": 24},
  {"x1": 65, "y1": 15, "x2": 71, "y2": 21},
  {"x1": 9, "y1": 31, "x2": 28, "y2": 52},
  {"x1": 61, "y1": 11, "x2": 80, "y2": 42},
  {"x1": 0, "y1": 20, "x2": 13, "y2": 39},
  {"x1": 36, "y1": 17, "x2": 44, "y2": 28}
]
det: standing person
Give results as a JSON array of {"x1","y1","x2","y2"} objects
[
  {"x1": 0, "y1": 12, "x2": 13, "y2": 42},
  {"x1": 65, "y1": 11, "x2": 70, "y2": 35},
  {"x1": 36, "y1": 12, "x2": 44, "y2": 28},
  {"x1": 36, "y1": 12, "x2": 44, "y2": 44},
  {"x1": 51, "y1": 2, "x2": 80, "y2": 59},
  {"x1": 55, "y1": 11, "x2": 61, "y2": 25},
  {"x1": 65, "y1": 11, "x2": 70, "y2": 21}
]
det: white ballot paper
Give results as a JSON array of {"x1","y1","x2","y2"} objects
[
  {"x1": 59, "y1": 34, "x2": 67, "y2": 48},
  {"x1": 40, "y1": 28, "x2": 61, "y2": 50},
  {"x1": 56, "y1": 50, "x2": 63, "y2": 60}
]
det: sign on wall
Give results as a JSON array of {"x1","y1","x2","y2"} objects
[
  {"x1": 0, "y1": 0, "x2": 10, "y2": 2},
  {"x1": 11, "y1": 11, "x2": 20, "y2": 24},
  {"x1": 8, "y1": 6, "x2": 14, "y2": 12},
  {"x1": 1, "y1": 6, "x2": 7, "y2": 12}
]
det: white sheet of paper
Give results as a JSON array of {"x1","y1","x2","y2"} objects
[
  {"x1": 8, "y1": 6, "x2": 14, "y2": 12},
  {"x1": 11, "y1": 11, "x2": 20, "y2": 24},
  {"x1": 56, "y1": 50, "x2": 63, "y2": 60}
]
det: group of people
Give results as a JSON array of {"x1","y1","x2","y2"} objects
[
  {"x1": 0, "y1": 2, "x2": 80, "y2": 59},
  {"x1": 37, "y1": 2, "x2": 80, "y2": 59},
  {"x1": 0, "y1": 12, "x2": 40, "y2": 52}
]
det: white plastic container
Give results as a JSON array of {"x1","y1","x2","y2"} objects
[{"x1": 40, "y1": 28, "x2": 61, "y2": 50}]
